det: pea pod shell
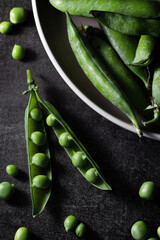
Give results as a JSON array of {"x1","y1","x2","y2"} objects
[
  {"x1": 66, "y1": 13, "x2": 141, "y2": 135},
  {"x1": 49, "y1": 0, "x2": 160, "y2": 18},
  {"x1": 92, "y1": 11, "x2": 160, "y2": 37},
  {"x1": 100, "y1": 23, "x2": 150, "y2": 89},
  {"x1": 35, "y1": 92, "x2": 111, "y2": 190},
  {"x1": 25, "y1": 90, "x2": 52, "y2": 217}
]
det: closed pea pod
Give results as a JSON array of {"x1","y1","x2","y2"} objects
[
  {"x1": 24, "y1": 70, "x2": 52, "y2": 217},
  {"x1": 66, "y1": 13, "x2": 141, "y2": 135},
  {"x1": 49, "y1": 0, "x2": 160, "y2": 18}
]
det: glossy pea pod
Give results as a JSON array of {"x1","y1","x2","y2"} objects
[
  {"x1": 131, "y1": 35, "x2": 156, "y2": 67},
  {"x1": 66, "y1": 13, "x2": 141, "y2": 136},
  {"x1": 24, "y1": 70, "x2": 52, "y2": 217},
  {"x1": 92, "y1": 11, "x2": 160, "y2": 37},
  {"x1": 99, "y1": 22, "x2": 150, "y2": 89},
  {"x1": 49, "y1": 0, "x2": 160, "y2": 18},
  {"x1": 85, "y1": 27, "x2": 150, "y2": 117}
]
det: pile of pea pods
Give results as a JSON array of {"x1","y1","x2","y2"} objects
[{"x1": 50, "y1": 0, "x2": 160, "y2": 136}]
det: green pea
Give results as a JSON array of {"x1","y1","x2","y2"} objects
[
  {"x1": 6, "y1": 165, "x2": 19, "y2": 177},
  {"x1": 64, "y1": 215, "x2": 78, "y2": 232},
  {"x1": 46, "y1": 114, "x2": 58, "y2": 127},
  {"x1": 59, "y1": 132, "x2": 72, "y2": 147},
  {"x1": 75, "y1": 223, "x2": 86, "y2": 238},
  {"x1": 12, "y1": 44, "x2": 25, "y2": 60},
  {"x1": 157, "y1": 226, "x2": 160, "y2": 238},
  {"x1": 147, "y1": 238, "x2": 158, "y2": 240},
  {"x1": 32, "y1": 175, "x2": 50, "y2": 189},
  {"x1": 14, "y1": 227, "x2": 29, "y2": 240},
  {"x1": 131, "y1": 221, "x2": 150, "y2": 240},
  {"x1": 0, "y1": 182, "x2": 14, "y2": 200},
  {"x1": 85, "y1": 168, "x2": 99, "y2": 183},
  {"x1": 72, "y1": 151, "x2": 87, "y2": 168},
  {"x1": 31, "y1": 131, "x2": 46, "y2": 146},
  {"x1": 30, "y1": 108, "x2": 42, "y2": 121},
  {"x1": 0, "y1": 21, "x2": 12, "y2": 34},
  {"x1": 32, "y1": 153, "x2": 49, "y2": 168},
  {"x1": 139, "y1": 181, "x2": 157, "y2": 200},
  {"x1": 10, "y1": 7, "x2": 27, "y2": 24}
]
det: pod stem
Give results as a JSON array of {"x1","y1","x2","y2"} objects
[
  {"x1": 143, "y1": 110, "x2": 160, "y2": 126},
  {"x1": 23, "y1": 70, "x2": 38, "y2": 95}
]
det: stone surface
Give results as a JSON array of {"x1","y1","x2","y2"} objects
[{"x1": 0, "y1": 1, "x2": 160, "y2": 240}]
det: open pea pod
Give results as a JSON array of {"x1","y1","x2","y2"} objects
[
  {"x1": 92, "y1": 11, "x2": 160, "y2": 37},
  {"x1": 24, "y1": 71, "x2": 52, "y2": 217},
  {"x1": 49, "y1": 0, "x2": 160, "y2": 18}
]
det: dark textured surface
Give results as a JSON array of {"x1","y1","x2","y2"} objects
[{"x1": 0, "y1": 1, "x2": 160, "y2": 240}]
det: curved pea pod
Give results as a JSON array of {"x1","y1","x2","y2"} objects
[
  {"x1": 92, "y1": 11, "x2": 160, "y2": 37},
  {"x1": 143, "y1": 59, "x2": 160, "y2": 126},
  {"x1": 49, "y1": 0, "x2": 160, "y2": 18},
  {"x1": 24, "y1": 71, "x2": 52, "y2": 217},
  {"x1": 131, "y1": 35, "x2": 156, "y2": 67},
  {"x1": 99, "y1": 22, "x2": 150, "y2": 89},
  {"x1": 85, "y1": 27, "x2": 150, "y2": 118},
  {"x1": 66, "y1": 13, "x2": 141, "y2": 136}
]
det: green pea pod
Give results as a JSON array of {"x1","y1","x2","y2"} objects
[
  {"x1": 131, "y1": 35, "x2": 156, "y2": 67},
  {"x1": 85, "y1": 27, "x2": 150, "y2": 117},
  {"x1": 143, "y1": 59, "x2": 160, "y2": 125},
  {"x1": 49, "y1": 0, "x2": 160, "y2": 18},
  {"x1": 99, "y1": 23, "x2": 150, "y2": 89},
  {"x1": 92, "y1": 11, "x2": 160, "y2": 37},
  {"x1": 24, "y1": 71, "x2": 52, "y2": 217},
  {"x1": 66, "y1": 13, "x2": 141, "y2": 136}
]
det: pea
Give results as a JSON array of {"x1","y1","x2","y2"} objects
[
  {"x1": 147, "y1": 238, "x2": 158, "y2": 240},
  {"x1": 10, "y1": 7, "x2": 27, "y2": 24},
  {"x1": 75, "y1": 223, "x2": 86, "y2": 238},
  {"x1": 59, "y1": 132, "x2": 72, "y2": 147},
  {"x1": 0, "y1": 182, "x2": 14, "y2": 200},
  {"x1": 30, "y1": 108, "x2": 42, "y2": 121},
  {"x1": 85, "y1": 168, "x2": 99, "y2": 183},
  {"x1": 157, "y1": 226, "x2": 160, "y2": 238},
  {"x1": 46, "y1": 114, "x2": 57, "y2": 127},
  {"x1": 31, "y1": 131, "x2": 46, "y2": 146},
  {"x1": 131, "y1": 221, "x2": 150, "y2": 240},
  {"x1": 64, "y1": 215, "x2": 78, "y2": 232},
  {"x1": 32, "y1": 153, "x2": 49, "y2": 168},
  {"x1": 6, "y1": 165, "x2": 19, "y2": 177},
  {"x1": 32, "y1": 175, "x2": 50, "y2": 189},
  {"x1": 14, "y1": 227, "x2": 29, "y2": 240},
  {"x1": 139, "y1": 181, "x2": 157, "y2": 200},
  {"x1": 0, "y1": 21, "x2": 12, "y2": 34},
  {"x1": 12, "y1": 44, "x2": 25, "y2": 60},
  {"x1": 72, "y1": 151, "x2": 87, "y2": 168}
]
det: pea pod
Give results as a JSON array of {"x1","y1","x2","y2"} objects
[
  {"x1": 99, "y1": 23, "x2": 150, "y2": 89},
  {"x1": 49, "y1": 0, "x2": 160, "y2": 18},
  {"x1": 66, "y1": 13, "x2": 141, "y2": 135},
  {"x1": 24, "y1": 70, "x2": 52, "y2": 217},
  {"x1": 92, "y1": 11, "x2": 160, "y2": 37},
  {"x1": 85, "y1": 27, "x2": 150, "y2": 117},
  {"x1": 131, "y1": 35, "x2": 156, "y2": 67}
]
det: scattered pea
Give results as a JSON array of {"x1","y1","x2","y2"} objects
[
  {"x1": 6, "y1": 165, "x2": 19, "y2": 177},
  {"x1": 131, "y1": 221, "x2": 150, "y2": 240},
  {"x1": 46, "y1": 114, "x2": 57, "y2": 127},
  {"x1": 75, "y1": 223, "x2": 86, "y2": 238},
  {"x1": 139, "y1": 181, "x2": 157, "y2": 200},
  {"x1": 85, "y1": 168, "x2": 99, "y2": 183},
  {"x1": 147, "y1": 238, "x2": 158, "y2": 240},
  {"x1": 32, "y1": 153, "x2": 49, "y2": 168},
  {"x1": 31, "y1": 131, "x2": 46, "y2": 146},
  {"x1": 30, "y1": 108, "x2": 42, "y2": 121},
  {"x1": 72, "y1": 151, "x2": 87, "y2": 168},
  {"x1": 59, "y1": 132, "x2": 72, "y2": 147},
  {"x1": 12, "y1": 44, "x2": 25, "y2": 60},
  {"x1": 14, "y1": 227, "x2": 29, "y2": 240},
  {"x1": 0, "y1": 182, "x2": 14, "y2": 200},
  {"x1": 0, "y1": 21, "x2": 12, "y2": 34},
  {"x1": 32, "y1": 175, "x2": 50, "y2": 189},
  {"x1": 64, "y1": 215, "x2": 78, "y2": 232},
  {"x1": 157, "y1": 226, "x2": 160, "y2": 238},
  {"x1": 10, "y1": 7, "x2": 27, "y2": 24}
]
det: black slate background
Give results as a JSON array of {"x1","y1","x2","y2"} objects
[{"x1": 1, "y1": 1, "x2": 160, "y2": 240}]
